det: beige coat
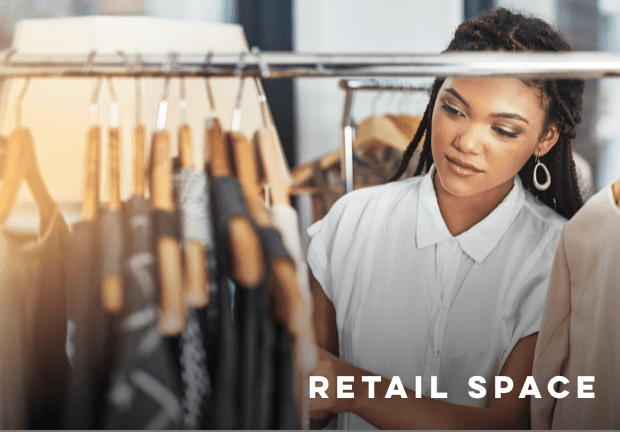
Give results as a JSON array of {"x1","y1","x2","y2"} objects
[{"x1": 532, "y1": 184, "x2": 620, "y2": 429}]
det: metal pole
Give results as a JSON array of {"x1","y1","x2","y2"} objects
[
  {"x1": 341, "y1": 88, "x2": 355, "y2": 194},
  {"x1": 1, "y1": 51, "x2": 620, "y2": 78}
]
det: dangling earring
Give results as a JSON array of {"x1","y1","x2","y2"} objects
[{"x1": 533, "y1": 150, "x2": 551, "y2": 191}]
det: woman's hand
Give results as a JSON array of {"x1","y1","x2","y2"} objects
[{"x1": 308, "y1": 348, "x2": 362, "y2": 419}]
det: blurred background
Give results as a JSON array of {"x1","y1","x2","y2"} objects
[{"x1": 0, "y1": 0, "x2": 618, "y2": 240}]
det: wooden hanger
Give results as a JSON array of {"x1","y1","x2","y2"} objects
[
  {"x1": 205, "y1": 114, "x2": 265, "y2": 288},
  {"x1": 0, "y1": 78, "x2": 56, "y2": 231},
  {"x1": 291, "y1": 115, "x2": 416, "y2": 187},
  {"x1": 231, "y1": 128, "x2": 315, "y2": 355},
  {"x1": 613, "y1": 176, "x2": 620, "y2": 206},
  {"x1": 102, "y1": 79, "x2": 123, "y2": 314},
  {"x1": 256, "y1": 125, "x2": 290, "y2": 206},
  {"x1": 82, "y1": 78, "x2": 102, "y2": 221},
  {"x1": 133, "y1": 74, "x2": 146, "y2": 198},
  {"x1": 83, "y1": 130, "x2": 101, "y2": 220},
  {"x1": 178, "y1": 76, "x2": 209, "y2": 309},
  {"x1": 152, "y1": 76, "x2": 185, "y2": 336},
  {"x1": 385, "y1": 113, "x2": 422, "y2": 141}
]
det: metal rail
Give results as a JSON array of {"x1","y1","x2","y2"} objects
[{"x1": 0, "y1": 51, "x2": 620, "y2": 78}]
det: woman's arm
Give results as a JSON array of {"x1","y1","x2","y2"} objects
[
  {"x1": 311, "y1": 270, "x2": 339, "y2": 357},
  {"x1": 310, "y1": 272, "x2": 340, "y2": 428},
  {"x1": 310, "y1": 333, "x2": 538, "y2": 430}
]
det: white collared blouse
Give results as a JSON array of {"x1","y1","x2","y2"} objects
[{"x1": 307, "y1": 166, "x2": 566, "y2": 430}]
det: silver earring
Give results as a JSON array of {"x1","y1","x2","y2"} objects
[{"x1": 533, "y1": 151, "x2": 551, "y2": 191}]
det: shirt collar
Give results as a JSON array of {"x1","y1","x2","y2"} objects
[{"x1": 416, "y1": 165, "x2": 526, "y2": 264}]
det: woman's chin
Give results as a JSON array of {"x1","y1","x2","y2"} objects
[{"x1": 435, "y1": 169, "x2": 482, "y2": 198}]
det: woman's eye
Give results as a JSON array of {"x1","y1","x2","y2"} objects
[
  {"x1": 441, "y1": 102, "x2": 463, "y2": 117},
  {"x1": 494, "y1": 127, "x2": 518, "y2": 138}
]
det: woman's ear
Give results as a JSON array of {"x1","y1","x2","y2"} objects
[{"x1": 536, "y1": 121, "x2": 561, "y2": 157}]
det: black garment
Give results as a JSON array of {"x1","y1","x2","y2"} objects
[
  {"x1": 208, "y1": 176, "x2": 249, "y2": 430},
  {"x1": 102, "y1": 196, "x2": 183, "y2": 429},
  {"x1": 272, "y1": 323, "x2": 298, "y2": 430},
  {"x1": 256, "y1": 227, "x2": 299, "y2": 430},
  {"x1": 64, "y1": 217, "x2": 114, "y2": 430}
]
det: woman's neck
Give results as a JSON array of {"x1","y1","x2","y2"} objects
[{"x1": 433, "y1": 172, "x2": 514, "y2": 237}]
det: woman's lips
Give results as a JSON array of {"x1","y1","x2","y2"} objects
[{"x1": 446, "y1": 156, "x2": 482, "y2": 178}]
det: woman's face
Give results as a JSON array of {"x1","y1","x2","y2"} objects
[{"x1": 431, "y1": 77, "x2": 559, "y2": 199}]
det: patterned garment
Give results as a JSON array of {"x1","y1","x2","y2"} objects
[
  {"x1": 101, "y1": 196, "x2": 183, "y2": 429},
  {"x1": 174, "y1": 168, "x2": 214, "y2": 429}
]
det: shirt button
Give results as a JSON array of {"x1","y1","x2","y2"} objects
[
  {"x1": 440, "y1": 291, "x2": 444, "y2": 299},
  {"x1": 448, "y1": 238, "x2": 456, "y2": 247}
]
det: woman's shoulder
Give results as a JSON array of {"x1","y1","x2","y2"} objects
[
  {"x1": 519, "y1": 188, "x2": 568, "y2": 233},
  {"x1": 332, "y1": 176, "x2": 423, "y2": 212},
  {"x1": 307, "y1": 176, "x2": 422, "y2": 242}
]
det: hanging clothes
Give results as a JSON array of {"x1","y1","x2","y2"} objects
[
  {"x1": 531, "y1": 184, "x2": 620, "y2": 429},
  {"x1": 101, "y1": 196, "x2": 184, "y2": 429},
  {"x1": 255, "y1": 226, "x2": 299, "y2": 430},
  {"x1": 64, "y1": 215, "x2": 113, "y2": 430},
  {"x1": 0, "y1": 206, "x2": 71, "y2": 429},
  {"x1": 174, "y1": 166, "x2": 214, "y2": 429}
]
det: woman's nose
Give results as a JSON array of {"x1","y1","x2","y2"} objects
[{"x1": 454, "y1": 124, "x2": 484, "y2": 154}]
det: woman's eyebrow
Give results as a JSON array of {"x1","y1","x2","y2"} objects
[
  {"x1": 445, "y1": 87, "x2": 529, "y2": 124},
  {"x1": 490, "y1": 112, "x2": 529, "y2": 124},
  {"x1": 444, "y1": 88, "x2": 469, "y2": 108}
]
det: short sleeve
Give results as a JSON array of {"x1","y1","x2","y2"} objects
[
  {"x1": 306, "y1": 195, "x2": 355, "y2": 304},
  {"x1": 500, "y1": 227, "x2": 563, "y2": 368},
  {"x1": 307, "y1": 217, "x2": 332, "y2": 300}
]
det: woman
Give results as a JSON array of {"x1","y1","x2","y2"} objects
[{"x1": 307, "y1": 8, "x2": 584, "y2": 430}]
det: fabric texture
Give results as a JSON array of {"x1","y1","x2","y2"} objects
[
  {"x1": 101, "y1": 196, "x2": 183, "y2": 429},
  {"x1": 175, "y1": 168, "x2": 214, "y2": 249},
  {"x1": 0, "y1": 206, "x2": 71, "y2": 429},
  {"x1": 307, "y1": 165, "x2": 566, "y2": 430},
  {"x1": 174, "y1": 168, "x2": 214, "y2": 429},
  {"x1": 64, "y1": 216, "x2": 113, "y2": 429},
  {"x1": 101, "y1": 208, "x2": 123, "y2": 278},
  {"x1": 531, "y1": 184, "x2": 620, "y2": 429},
  {"x1": 271, "y1": 204, "x2": 313, "y2": 306}
]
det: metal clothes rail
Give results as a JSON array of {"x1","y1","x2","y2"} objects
[{"x1": 1, "y1": 51, "x2": 620, "y2": 78}]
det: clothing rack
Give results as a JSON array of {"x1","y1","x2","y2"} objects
[
  {"x1": 1, "y1": 51, "x2": 620, "y2": 78},
  {"x1": 339, "y1": 79, "x2": 431, "y2": 193},
  {"x1": 2, "y1": 50, "x2": 619, "y2": 194}
]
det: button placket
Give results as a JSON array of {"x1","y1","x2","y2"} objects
[{"x1": 434, "y1": 240, "x2": 460, "y2": 358}]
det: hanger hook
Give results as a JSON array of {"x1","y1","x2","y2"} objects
[
  {"x1": 90, "y1": 77, "x2": 103, "y2": 126},
  {"x1": 82, "y1": 50, "x2": 97, "y2": 75},
  {"x1": 134, "y1": 53, "x2": 142, "y2": 125},
  {"x1": 204, "y1": 51, "x2": 216, "y2": 113},
  {"x1": 251, "y1": 47, "x2": 270, "y2": 127},
  {"x1": 157, "y1": 52, "x2": 177, "y2": 131},
  {"x1": 2, "y1": 50, "x2": 17, "y2": 131},
  {"x1": 3, "y1": 49, "x2": 16, "y2": 68},
  {"x1": 15, "y1": 76, "x2": 30, "y2": 129},
  {"x1": 179, "y1": 73, "x2": 187, "y2": 125},
  {"x1": 231, "y1": 51, "x2": 247, "y2": 132},
  {"x1": 106, "y1": 78, "x2": 119, "y2": 128}
]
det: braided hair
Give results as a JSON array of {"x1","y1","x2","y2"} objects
[{"x1": 390, "y1": 7, "x2": 585, "y2": 219}]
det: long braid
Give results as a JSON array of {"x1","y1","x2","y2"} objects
[
  {"x1": 389, "y1": 79, "x2": 443, "y2": 181},
  {"x1": 391, "y1": 7, "x2": 586, "y2": 219},
  {"x1": 389, "y1": 103, "x2": 429, "y2": 181}
]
